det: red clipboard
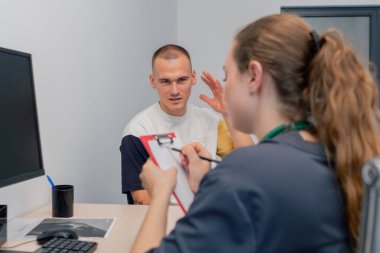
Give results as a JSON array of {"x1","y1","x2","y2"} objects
[{"x1": 140, "y1": 133, "x2": 194, "y2": 213}]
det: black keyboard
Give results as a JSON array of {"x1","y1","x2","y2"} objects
[{"x1": 34, "y1": 238, "x2": 97, "y2": 253}]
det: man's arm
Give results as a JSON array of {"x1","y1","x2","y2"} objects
[
  {"x1": 120, "y1": 135, "x2": 150, "y2": 202},
  {"x1": 131, "y1": 189, "x2": 151, "y2": 205}
]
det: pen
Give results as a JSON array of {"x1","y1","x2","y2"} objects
[
  {"x1": 46, "y1": 175, "x2": 57, "y2": 189},
  {"x1": 169, "y1": 147, "x2": 221, "y2": 164}
]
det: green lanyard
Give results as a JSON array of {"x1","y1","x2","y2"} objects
[{"x1": 261, "y1": 121, "x2": 312, "y2": 142}]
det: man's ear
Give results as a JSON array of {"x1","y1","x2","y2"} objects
[
  {"x1": 149, "y1": 74, "x2": 156, "y2": 89},
  {"x1": 247, "y1": 60, "x2": 263, "y2": 94},
  {"x1": 191, "y1": 70, "x2": 197, "y2": 86}
]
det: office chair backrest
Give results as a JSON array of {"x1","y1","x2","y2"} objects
[{"x1": 358, "y1": 158, "x2": 380, "y2": 253}]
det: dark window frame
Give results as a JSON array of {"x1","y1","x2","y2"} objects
[{"x1": 281, "y1": 6, "x2": 380, "y2": 81}]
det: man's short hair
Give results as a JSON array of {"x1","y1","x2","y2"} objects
[{"x1": 151, "y1": 44, "x2": 192, "y2": 70}]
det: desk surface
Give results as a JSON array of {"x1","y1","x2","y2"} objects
[{"x1": 2, "y1": 203, "x2": 184, "y2": 253}]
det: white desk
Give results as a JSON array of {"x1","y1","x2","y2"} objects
[{"x1": 2, "y1": 203, "x2": 184, "y2": 252}]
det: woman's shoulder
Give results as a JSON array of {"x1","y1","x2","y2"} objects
[
  {"x1": 222, "y1": 132, "x2": 325, "y2": 168},
  {"x1": 217, "y1": 141, "x2": 292, "y2": 169},
  {"x1": 205, "y1": 136, "x2": 328, "y2": 191},
  {"x1": 201, "y1": 144, "x2": 274, "y2": 188}
]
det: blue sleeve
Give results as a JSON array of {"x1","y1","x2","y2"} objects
[
  {"x1": 120, "y1": 135, "x2": 149, "y2": 193},
  {"x1": 146, "y1": 171, "x2": 256, "y2": 253}
]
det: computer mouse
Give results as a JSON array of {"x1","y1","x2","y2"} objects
[{"x1": 36, "y1": 227, "x2": 78, "y2": 245}]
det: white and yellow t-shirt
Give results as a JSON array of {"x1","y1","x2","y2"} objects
[{"x1": 120, "y1": 102, "x2": 234, "y2": 197}]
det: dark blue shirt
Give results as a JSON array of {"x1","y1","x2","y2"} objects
[{"x1": 147, "y1": 131, "x2": 353, "y2": 253}]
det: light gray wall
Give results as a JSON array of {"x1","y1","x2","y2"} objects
[
  {"x1": 177, "y1": 0, "x2": 380, "y2": 107},
  {"x1": 0, "y1": 0, "x2": 177, "y2": 218}
]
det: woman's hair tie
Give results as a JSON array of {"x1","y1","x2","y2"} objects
[{"x1": 309, "y1": 30, "x2": 324, "y2": 55}]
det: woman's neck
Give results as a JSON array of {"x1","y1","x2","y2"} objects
[
  {"x1": 255, "y1": 113, "x2": 289, "y2": 141},
  {"x1": 251, "y1": 75, "x2": 291, "y2": 141}
]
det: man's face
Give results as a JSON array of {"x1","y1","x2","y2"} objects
[{"x1": 150, "y1": 54, "x2": 196, "y2": 116}]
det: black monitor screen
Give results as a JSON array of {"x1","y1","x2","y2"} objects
[{"x1": 0, "y1": 47, "x2": 44, "y2": 187}]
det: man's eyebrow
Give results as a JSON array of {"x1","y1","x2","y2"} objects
[
  {"x1": 157, "y1": 76, "x2": 189, "y2": 82},
  {"x1": 158, "y1": 78, "x2": 170, "y2": 81}
]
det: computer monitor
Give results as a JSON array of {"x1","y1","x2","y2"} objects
[
  {"x1": 0, "y1": 205, "x2": 6, "y2": 247},
  {"x1": 0, "y1": 47, "x2": 44, "y2": 188}
]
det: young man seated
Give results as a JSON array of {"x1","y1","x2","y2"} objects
[{"x1": 120, "y1": 44, "x2": 252, "y2": 204}]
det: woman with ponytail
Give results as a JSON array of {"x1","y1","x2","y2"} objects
[{"x1": 130, "y1": 13, "x2": 380, "y2": 253}]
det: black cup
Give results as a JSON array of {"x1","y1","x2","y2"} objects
[{"x1": 52, "y1": 185, "x2": 74, "y2": 218}]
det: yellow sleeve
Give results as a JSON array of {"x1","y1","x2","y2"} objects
[{"x1": 216, "y1": 119, "x2": 234, "y2": 158}]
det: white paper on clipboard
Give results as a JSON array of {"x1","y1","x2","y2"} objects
[{"x1": 148, "y1": 136, "x2": 194, "y2": 212}]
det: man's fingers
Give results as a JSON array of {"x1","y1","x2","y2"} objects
[
  {"x1": 215, "y1": 78, "x2": 224, "y2": 89},
  {"x1": 200, "y1": 76, "x2": 215, "y2": 89},
  {"x1": 202, "y1": 71, "x2": 218, "y2": 83},
  {"x1": 201, "y1": 72, "x2": 217, "y2": 89},
  {"x1": 201, "y1": 73, "x2": 223, "y2": 96},
  {"x1": 199, "y1": 94, "x2": 213, "y2": 105},
  {"x1": 202, "y1": 71, "x2": 215, "y2": 80}
]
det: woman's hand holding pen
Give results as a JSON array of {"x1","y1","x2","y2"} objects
[
  {"x1": 140, "y1": 159, "x2": 177, "y2": 202},
  {"x1": 180, "y1": 142, "x2": 212, "y2": 194}
]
